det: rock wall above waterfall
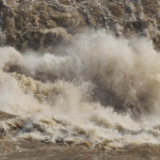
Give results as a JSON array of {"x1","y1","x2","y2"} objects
[{"x1": 1, "y1": 0, "x2": 160, "y2": 50}]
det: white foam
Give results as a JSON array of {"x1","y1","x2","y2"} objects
[{"x1": 1, "y1": 30, "x2": 160, "y2": 148}]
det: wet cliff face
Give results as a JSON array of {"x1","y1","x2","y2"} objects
[{"x1": 0, "y1": 0, "x2": 160, "y2": 50}]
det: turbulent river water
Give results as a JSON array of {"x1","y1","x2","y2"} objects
[{"x1": 1, "y1": 30, "x2": 160, "y2": 150}]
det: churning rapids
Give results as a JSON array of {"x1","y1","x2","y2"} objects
[{"x1": 1, "y1": 30, "x2": 160, "y2": 150}]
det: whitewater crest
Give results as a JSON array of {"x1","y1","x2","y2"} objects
[{"x1": 1, "y1": 30, "x2": 160, "y2": 150}]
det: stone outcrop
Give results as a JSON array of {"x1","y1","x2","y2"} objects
[{"x1": 1, "y1": 0, "x2": 160, "y2": 50}]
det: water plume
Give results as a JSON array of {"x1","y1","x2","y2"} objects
[{"x1": 1, "y1": 30, "x2": 160, "y2": 149}]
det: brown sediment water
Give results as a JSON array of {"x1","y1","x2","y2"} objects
[
  {"x1": 1, "y1": 31, "x2": 160, "y2": 159},
  {"x1": 1, "y1": 112, "x2": 160, "y2": 160}
]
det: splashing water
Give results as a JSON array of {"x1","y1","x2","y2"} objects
[{"x1": 1, "y1": 30, "x2": 160, "y2": 149}]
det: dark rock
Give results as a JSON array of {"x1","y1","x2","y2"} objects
[
  {"x1": 6, "y1": 33, "x2": 16, "y2": 47},
  {"x1": 2, "y1": 17, "x2": 15, "y2": 32},
  {"x1": 109, "y1": 4, "x2": 124, "y2": 17}
]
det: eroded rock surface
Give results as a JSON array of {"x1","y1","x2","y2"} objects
[{"x1": 0, "y1": 0, "x2": 160, "y2": 50}]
